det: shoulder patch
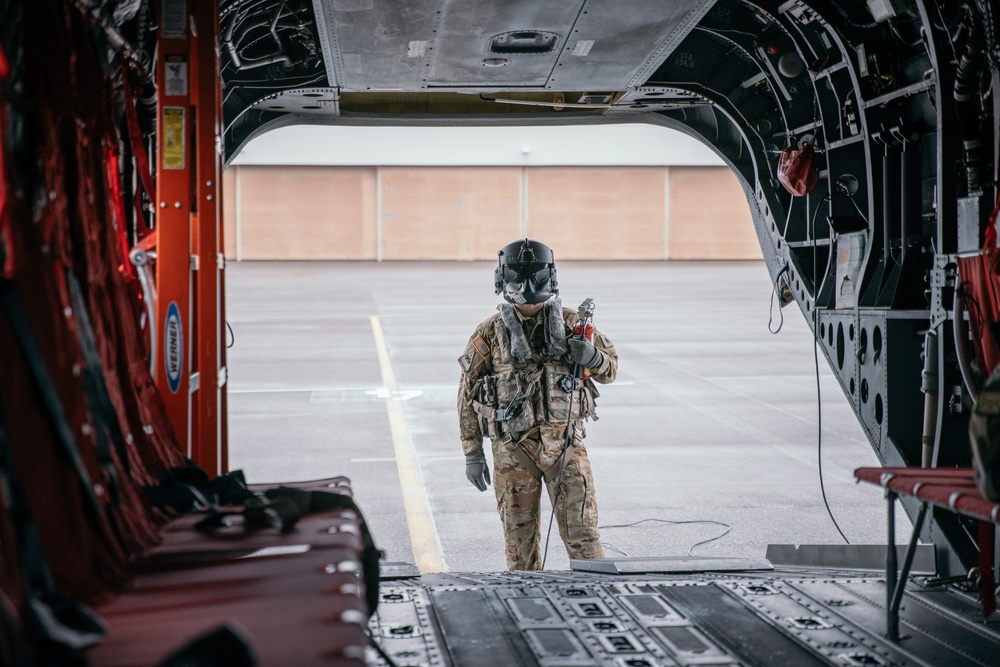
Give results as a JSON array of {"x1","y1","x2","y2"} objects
[
  {"x1": 458, "y1": 351, "x2": 475, "y2": 372},
  {"x1": 472, "y1": 335, "x2": 490, "y2": 357}
]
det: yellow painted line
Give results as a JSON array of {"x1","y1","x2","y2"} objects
[{"x1": 370, "y1": 315, "x2": 446, "y2": 573}]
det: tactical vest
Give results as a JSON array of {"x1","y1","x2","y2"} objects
[{"x1": 471, "y1": 301, "x2": 599, "y2": 444}]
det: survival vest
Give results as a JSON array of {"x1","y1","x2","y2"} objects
[{"x1": 470, "y1": 299, "x2": 599, "y2": 445}]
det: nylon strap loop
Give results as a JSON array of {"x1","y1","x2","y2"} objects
[
  {"x1": 0, "y1": 282, "x2": 103, "y2": 521},
  {"x1": 120, "y1": 57, "x2": 153, "y2": 235}
]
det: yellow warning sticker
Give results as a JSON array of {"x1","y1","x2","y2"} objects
[{"x1": 162, "y1": 107, "x2": 185, "y2": 170}]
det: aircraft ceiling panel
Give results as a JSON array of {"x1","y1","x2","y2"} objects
[
  {"x1": 424, "y1": 0, "x2": 587, "y2": 88},
  {"x1": 314, "y1": 0, "x2": 443, "y2": 91},
  {"x1": 548, "y1": 0, "x2": 712, "y2": 91},
  {"x1": 314, "y1": 0, "x2": 715, "y2": 92}
]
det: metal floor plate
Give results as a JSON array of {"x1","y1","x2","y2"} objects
[
  {"x1": 368, "y1": 569, "x2": 1000, "y2": 667},
  {"x1": 571, "y1": 557, "x2": 773, "y2": 575}
]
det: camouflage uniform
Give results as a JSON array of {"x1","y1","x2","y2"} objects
[{"x1": 458, "y1": 300, "x2": 617, "y2": 570}]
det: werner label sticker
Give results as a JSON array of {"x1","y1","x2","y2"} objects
[{"x1": 165, "y1": 301, "x2": 183, "y2": 393}]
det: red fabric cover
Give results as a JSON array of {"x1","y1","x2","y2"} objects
[
  {"x1": 0, "y1": 1, "x2": 184, "y2": 603},
  {"x1": 0, "y1": 38, "x2": 8, "y2": 81},
  {"x1": 854, "y1": 467, "x2": 1000, "y2": 523},
  {"x1": 0, "y1": 35, "x2": 29, "y2": 667},
  {"x1": 1, "y1": 6, "x2": 378, "y2": 665},
  {"x1": 0, "y1": 266, "x2": 130, "y2": 600},
  {"x1": 0, "y1": 38, "x2": 11, "y2": 281},
  {"x1": 89, "y1": 546, "x2": 370, "y2": 666},
  {"x1": 777, "y1": 143, "x2": 819, "y2": 197},
  {"x1": 92, "y1": 479, "x2": 373, "y2": 666}
]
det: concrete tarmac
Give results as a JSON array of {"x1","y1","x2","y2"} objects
[{"x1": 225, "y1": 260, "x2": 911, "y2": 573}]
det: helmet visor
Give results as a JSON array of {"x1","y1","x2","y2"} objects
[
  {"x1": 502, "y1": 264, "x2": 553, "y2": 304},
  {"x1": 504, "y1": 264, "x2": 550, "y2": 284}
]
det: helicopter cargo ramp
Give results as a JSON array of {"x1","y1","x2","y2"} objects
[{"x1": 369, "y1": 565, "x2": 1000, "y2": 667}]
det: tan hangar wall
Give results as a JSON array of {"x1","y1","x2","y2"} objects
[{"x1": 223, "y1": 165, "x2": 760, "y2": 261}]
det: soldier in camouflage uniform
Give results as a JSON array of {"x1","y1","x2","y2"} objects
[{"x1": 458, "y1": 239, "x2": 617, "y2": 570}]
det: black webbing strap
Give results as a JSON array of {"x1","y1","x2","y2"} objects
[
  {"x1": 144, "y1": 464, "x2": 254, "y2": 513},
  {"x1": 0, "y1": 281, "x2": 103, "y2": 522},
  {"x1": 0, "y1": 412, "x2": 106, "y2": 660},
  {"x1": 65, "y1": 271, "x2": 131, "y2": 495},
  {"x1": 192, "y1": 494, "x2": 303, "y2": 533},
  {"x1": 119, "y1": 56, "x2": 153, "y2": 237}
]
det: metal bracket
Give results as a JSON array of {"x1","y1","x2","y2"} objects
[{"x1": 929, "y1": 254, "x2": 957, "y2": 329}]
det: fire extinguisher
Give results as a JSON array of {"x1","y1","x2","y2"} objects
[
  {"x1": 559, "y1": 298, "x2": 595, "y2": 391},
  {"x1": 572, "y1": 302, "x2": 595, "y2": 380}
]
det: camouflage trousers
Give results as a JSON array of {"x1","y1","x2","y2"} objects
[{"x1": 491, "y1": 423, "x2": 604, "y2": 570}]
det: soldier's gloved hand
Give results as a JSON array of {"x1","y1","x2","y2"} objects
[
  {"x1": 568, "y1": 338, "x2": 604, "y2": 370},
  {"x1": 465, "y1": 448, "x2": 491, "y2": 491}
]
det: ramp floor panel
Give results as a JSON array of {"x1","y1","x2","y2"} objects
[{"x1": 369, "y1": 569, "x2": 1000, "y2": 667}]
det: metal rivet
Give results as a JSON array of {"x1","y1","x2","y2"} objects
[
  {"x1": 341, "y1": 610, "x2": 366, "y2": 625},
  {"x1": 206, "y1": 180, "x2": 213, "y2": 187},
  {"x1": 206, "y1": 195, "x2": 213, "y2": 201},
  {"x1": 174, "y1": 201, "x2": 181, "y2": 208},
  {"x1": 160, "y1": 202, "x2": 167, "y2": 208},
  {"x1": 81, "y1": 423, "x2": 93, "y2": 436},
  {"x1": 63, "y1": 306, "x2": 73, "y2": 319},
  {"x1": 93, "y1": 483, "x2": 104, "y2": 496}
]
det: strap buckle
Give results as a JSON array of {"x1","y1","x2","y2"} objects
[{"x1": 496, "y1": 379, "x2": 535, "y2": 421}]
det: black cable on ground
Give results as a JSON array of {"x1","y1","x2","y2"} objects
[
  {"x1": 810, "y1": 193, "x2": 850, "y2": 545},
  {"x1": 813, "y1": 325, "x2": 851, "y2": 545},
  {"x1": 599, "y1": 518, "x2": 733, "y2": 557}
]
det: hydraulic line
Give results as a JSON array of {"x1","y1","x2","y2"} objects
[
  {"x1": 953, "y1": 275, "x2": 979, "y2": 403},
  {"x1": 921, "y1": 330, "x2": 939, "y2": 467},
  {"x1": 954, "y1": 4, "x2": 986, "y2": 194}
]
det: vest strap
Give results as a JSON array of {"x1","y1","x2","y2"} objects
[{"x1": 500, "y1": 432, "x2": 575, "y2": 483}]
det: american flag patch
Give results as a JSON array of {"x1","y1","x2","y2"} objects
[{"x1": 473, "y1": 335, "x2": 490, "y2": 356}]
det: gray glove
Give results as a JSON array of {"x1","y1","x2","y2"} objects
[
  {"x1": 465, "y1": 448, "x2": 491, "y2": 491},
  {"x1": 568, "y1": 338, "x2": 604, "y2": 370}
]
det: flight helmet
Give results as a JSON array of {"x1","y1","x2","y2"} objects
[{"x1": 494, "y1": 238, "x2": 558, "y2": 304}]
